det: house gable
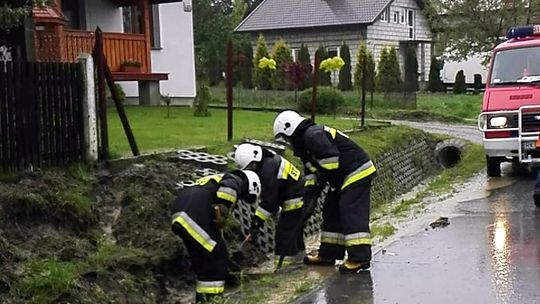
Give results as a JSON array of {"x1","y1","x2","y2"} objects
[{"x1": 367, "y1": 0, "x2": 432, "y2": 82}]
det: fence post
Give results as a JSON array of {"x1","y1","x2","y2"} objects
[{"x1": 78, "y1": 53, "x2": 98, "y2": 163}]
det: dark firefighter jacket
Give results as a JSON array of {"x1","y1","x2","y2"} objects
[
  {"x1": 290, "y1": 120, "x2": 376, "y2": 200},
  {"x1": 170, "y1": 173, "x2": 245, "y2": 252},
  {"x1": 254, "y1": 151, "x2": 305, "y2": 221}
]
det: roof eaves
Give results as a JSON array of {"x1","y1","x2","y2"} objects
[
  {"x1": 234, "y1": 0, "x2": 270, "y2": 32},
  {"x1": 237, "y1": 21, "x2": 373, "y2": 33}
]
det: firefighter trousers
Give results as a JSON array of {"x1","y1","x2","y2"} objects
[
  {"x1": 172, "y1": 220, "x2": 228, "y2": 303},
  {"x1": 318, "y1": 177, "x2": 372, "y2": 262},
  {"x1": 275, "y1": 208, "x2": 305, "y2": 261}
]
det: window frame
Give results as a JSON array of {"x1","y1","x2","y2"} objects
[
  {"x1": 380, "y1": 7, "x2": 390, "y2": 22},
  {"x1": 291, "y1": 48, "x2": 299, "y2": 62},
  {"x1": 150, "y1": 4, "x2": 162, "y2": 49},
  {"x1": 327, "y1": 46, "x2": 341, "y2": 58}
]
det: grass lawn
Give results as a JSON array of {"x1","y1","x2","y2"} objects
[
  {"x1": 108, "y1": 106, "x2": 424, "y2": 158},
  {"x1": 109, "y1": 107, "x2": 361, "y2": 157},
  {"x1": 208, "y1": 86, "x2": 483, "y2": 122}
]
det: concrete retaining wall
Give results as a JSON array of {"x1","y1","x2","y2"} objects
[{"x1": 370, "y1": 132, "x2": 441, "y2": 208}]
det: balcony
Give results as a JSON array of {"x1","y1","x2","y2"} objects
[{"x1": 35, "y1": 29, "x2": 150, "y2": 73}]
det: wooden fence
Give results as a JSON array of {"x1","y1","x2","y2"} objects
[{"x1": 0, "y1": 61, "x2": 85, "y2": 172}]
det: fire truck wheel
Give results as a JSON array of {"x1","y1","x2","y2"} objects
[{"x1": 486, "y1": 155, "x2": 501, "y2": 177}]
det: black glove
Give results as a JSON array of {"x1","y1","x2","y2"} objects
[{"x1": 249, "y1": 216, "x2": 264, "y2": 240}]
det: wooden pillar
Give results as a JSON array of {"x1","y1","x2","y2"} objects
[
  {"x1": 54, "y1": 25, "x2": 66, "y2": 61},
  {"x1": 53, "y1": 0, "x2": 65, "y2": 61},
  {"x1": 139, "y1": 0, "x2": 152, "y2": 72}
]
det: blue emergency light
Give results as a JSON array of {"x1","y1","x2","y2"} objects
[{"x1": 507, "y1": 25, "x2": 540, "y2": 39}]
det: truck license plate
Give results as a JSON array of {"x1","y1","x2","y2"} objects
[{"x1": 522, "y1": 141, "x2": 536, "y2": 150}]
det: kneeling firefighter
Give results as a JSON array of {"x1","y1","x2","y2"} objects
[
  {"x1": 273, "y1": 110, "x2": 376, "y2": 273},
  {"x1": 234, "y1": 143, "x2": 306, "y2": 269},
  {"x1": 170, "y1": 170, "x2": 261, "y2": 303}
]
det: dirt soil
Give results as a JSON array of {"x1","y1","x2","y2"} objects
[{"x1": 0, "y1": 158, "x2": 264, "y2": 304}]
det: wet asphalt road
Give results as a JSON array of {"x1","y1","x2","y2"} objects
[
  {"x1": 296, "y1": 176, "x2": 540, "y2": 304},
  {"x1": 384, "y1": 120, "x2": 483, "y2": 144}
]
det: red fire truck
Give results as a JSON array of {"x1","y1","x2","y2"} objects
[{"x1": 479, "y1": 25, "x2": 540, "y2": 177}]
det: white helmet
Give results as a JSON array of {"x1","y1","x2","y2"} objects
[
  {"x1": 273, "y1": 110, "x2": 306, "y2": 137},
  {"x1": 242, "y1": 170, "x2": 261, "y2": 198},
  {"x1": 235, "y1": 143, "x2": 263, "y2": 169}
]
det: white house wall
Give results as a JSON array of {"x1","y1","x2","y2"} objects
[
  {"x1": 84, "y1": 1, "x2": 196, "y2": 102},
  {"x1": 367, "y1": 0, "x2": 432, "y2": 82},
  {"x1": 121, "y1": 3, "x2": 196, "y2": 102},
  {"x1": 151, "y1": 3, "x2": 196, "y2": 100}
]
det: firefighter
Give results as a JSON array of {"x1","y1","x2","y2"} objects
[
  {"x1": 234, "y1": 143, "x2": 306, "y2": 269},
  {"x1": 170, "y1": 170, "x2": 261, "y2": 303},
  {"x1": 273, "y1": 110, "x2": 376, "y2": 273}
]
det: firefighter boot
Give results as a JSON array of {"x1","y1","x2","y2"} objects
[
  {"x1": 338, "y1": 260, "x2": 370, "y2": 273},
  {"x1": 303, "y1": 254, "x2": 335, "y2": 266}
]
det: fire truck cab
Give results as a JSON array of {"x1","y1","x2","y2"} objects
[{"x1": 479, "y1": 25, "x2": 540, "y2": 176}]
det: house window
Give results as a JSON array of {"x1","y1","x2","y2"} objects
[
  {"x1": 380, "y1": 7, "x2": 390, "y2": 22},
  {"x1": 407, "y1": 9, "x2": 415, "y2": 39},
  {"x1": 401, "y1": 9, "x2": 406, "y2": 24},
  {"x1": 61, "y1": 0, "x2": 85, "y2": 29},
  {"x1": 393, "y1": 11, "x2": 399, "y2": 23},
  {"x1": 291, "y1": 49, "x2": 299, "y2": 62},
  {"x1": 327, "y1": 46, "x2": 340, "y2": 58},
  {"x1": 123, "y1": 6, "x2": 143, "y2": 34},
  {"x1": 150, "y1": 5, "x2": 162, "y2": 49},
  {"x1": 123, "y1": 5, "x2": 162, "y2": 48}
]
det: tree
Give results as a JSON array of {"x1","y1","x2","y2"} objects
[
  {"x1": 387, "y1": 47, "x2": 402, "y2": 92},
  {"x1": 298, "y1": 44, "x2": 312, "y2": 90},
  {"x1": 427, "y1": 0, "x2": 532, "y2": 62},
  {"x1": 233, "y1": 35, "x2": 253, "y2": 88},
  {"x1": 193, "y1": 0, "x2": 233, "y2": 85},
  {"x1": 284, "y1": 62, "x2": 311, "y2": 103},
  {"x1": 366, "y1": 50, "x2": 376, "y2": 107},
  {"x1": 377, "y1": 47, "x2": 401, "y2": 93},
  {"x1": 0, "y1": 0, "x2": 51, "y2": 30},
  {"x1": 246, "y1": 0, "x2": 264, "y2": 15},
  {"x1": 453, "y1": 70, "x2": 467, "y2": 94},
  {"x1": 338, "y1": 42, "x2": 353, "y2": 91},
  {"x1": 316, "y1": 45, "x2": 331, "y2": 86},
  {"x1": 320, "y1": 56, "x2": 345, "y2": 89},
  {"x1": 231, "y1": 0, "x2": 248, "y2": 28},
  {"x1": 354, "y1": 42, "x2": 368, "y2": 89},
  {"x1": 270, "y1": 39, "x2": 293, "y2": 90},
  {"x1": 427, "y1": 56, "x2": 444, "y2": 92},
  {"x1": 404, "y1": 45, "x2": 419, "y2": 92},
  {"x1": 376, "y1": 47, "x2": 389, "y2": 92},
  {"x1": 252, "y1": 34, "x2": 272, "y2": 90}
]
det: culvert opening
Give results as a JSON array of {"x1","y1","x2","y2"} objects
[{"x1": 437, "y1": 146, "x2": 462, "y2": 168}]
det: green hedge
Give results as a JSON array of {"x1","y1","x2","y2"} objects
[{"x1": 298, "y1": 86, "x2": 345, "y2": 115}]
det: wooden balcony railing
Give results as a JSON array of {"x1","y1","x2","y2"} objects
[{"x1": 35, "y1": 29, "x2": 149, "y2": 73}]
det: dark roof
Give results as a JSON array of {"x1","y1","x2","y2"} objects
[{"x1": 236, "y1": 0, "x2": 424, "y2": 32}]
